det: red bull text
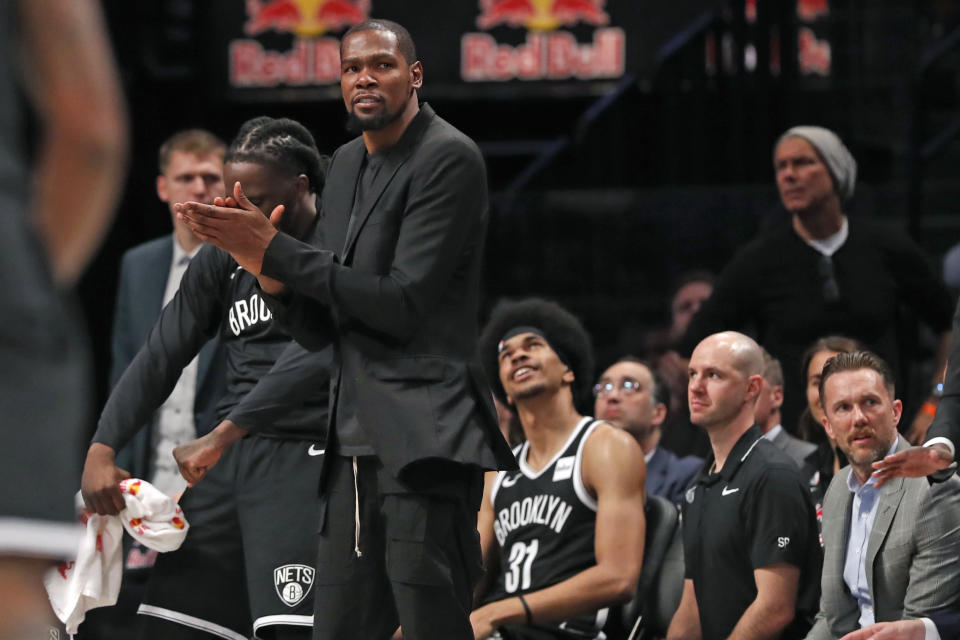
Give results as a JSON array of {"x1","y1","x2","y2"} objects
[
  {"x1": 463, "y1": 0, "x2": 624, "y2": 81},
  {"x1": 230, "y1": 0, "x2": 369, "y2": 88}
]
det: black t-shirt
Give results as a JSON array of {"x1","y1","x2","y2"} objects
[
  {"x1": 681, "y1": 425, "x2": 821, "y2": 640},
  {"x1": 94, "y1": 243, "x2": 329, "y2": 449},
  {"x1": 331, "y1": 151, "x2": 387, "y2": 456},
  {"x1": 485, "y1": 417, "x2": 606, "y2": 640}
]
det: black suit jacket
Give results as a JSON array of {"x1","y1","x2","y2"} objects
[
  {"x1": 928, "y1": 299, "x2": 960, "y2": 450},
  {"x1": 932, "y1": 611, "x2": 960, "y2": 640},
  {"x1": 262, "y1": 104, "x2": 515, "y2": 479},
  {"x1": 645, "y1": 447, "x2": 701, "y2": 506},
  {"x1": 109, "y1": 235, "x2": 226, "y2": 477}
]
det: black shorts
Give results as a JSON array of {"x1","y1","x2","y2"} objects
[
  {"x1": 139, "y1": 436, "x2": 323, "y2": 639},
  {"x1": 0, "y1": 334, "x2": 88, "y2": 559}
]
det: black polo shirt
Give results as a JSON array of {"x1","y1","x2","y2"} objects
[{"x1": 681, "y1": 425, "x2": 821, "y2": 640}]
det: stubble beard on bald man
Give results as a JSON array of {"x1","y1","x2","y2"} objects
[{"x1": 691, "y1": 400, "x2": 747, "y2": 433}]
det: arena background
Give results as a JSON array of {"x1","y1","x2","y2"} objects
[{"x1": 76, "y1": 0, "x2": 960, "y2": 437}]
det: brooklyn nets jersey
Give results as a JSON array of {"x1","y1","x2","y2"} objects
[
  {"x1": 93, "y1": 242, "x2": 329, "y2": 450},
  {"x1": 486, "y1": 417, "x2": 608, "y2": 640}
]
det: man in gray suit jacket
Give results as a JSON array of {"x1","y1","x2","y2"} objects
[
  {"x1": 756, "y1": 350, "x2": 822, "y2": 500},
  {"x1": 806, "y1": 351, "x2": 960, "y2": 640}
]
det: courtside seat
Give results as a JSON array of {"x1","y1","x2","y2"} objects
[{"x1": 607, "y1": 494, "x2": 685, "y2": 640}]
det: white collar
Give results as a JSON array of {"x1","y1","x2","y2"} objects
[
  {"x1": 644, "y1": 447, "x2": 656, "y2": 464},
  {"x1": 763, "y1": 424, "x2": 783, "y2": 441},
  {"x1": 804, "y1": 216, "x2": 848, "y2": 257}
]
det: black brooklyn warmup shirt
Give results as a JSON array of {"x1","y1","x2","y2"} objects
[
  {"x1": 94, "y1": 242, "x2": 329, "y2": 451},
  {"x1": 681, "y1": 425, "x2": 821, "y2": 640}
]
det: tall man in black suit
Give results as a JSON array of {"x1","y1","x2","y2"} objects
[
  {"x1": 870, "y1": 300, "x2": 960, "y2": 485},
  {"x1": 840, "y1": 611, "x2": 960, "y2": 640},
  {"x1": 175, "y1": 18, "x2": 516, "y2": 640}
]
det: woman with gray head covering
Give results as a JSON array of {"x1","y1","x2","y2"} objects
[
  {"x1": 675, "y1": 124, "x2": 953, "y2": 437},
  {"x1": 773, "y1": 125, "x2": 856, "y2": 245}
]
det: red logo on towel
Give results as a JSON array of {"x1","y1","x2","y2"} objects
[
  {"x1": 57, "y1": 560, "x2": 75, "y2": 579},
  {"x1": 172, "y1": 517, "x2": 186, "y2": 530}
]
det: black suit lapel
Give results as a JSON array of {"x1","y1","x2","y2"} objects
[
  {"x1": 327, "y1": 142, "x2": 365, "y2": 258},
  {"x1": 341, "y1": 104, "x2": 436, "y2": 262}
]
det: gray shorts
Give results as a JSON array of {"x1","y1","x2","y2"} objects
[{"x1": 0, "y1": 329, "x2": 89, "y2": 559}]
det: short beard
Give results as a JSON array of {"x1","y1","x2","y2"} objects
[
  {"x1": 512, "y1": 383, "x2": 548, "y2": 402},
  {"x1": 845, "y1": 436, "x2": 894, "y2": 479},
  {"x1": 345, "y1": 104, "x2": 404, "y2": 135}
]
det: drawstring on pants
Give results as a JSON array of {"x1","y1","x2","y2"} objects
[{"x1": 353, "y1": 456, "x2": 362, "y2": 558}]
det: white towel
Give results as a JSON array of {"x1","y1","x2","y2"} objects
[{"x1": 44, "y1": 479, "x2": 190, "y2": 635}]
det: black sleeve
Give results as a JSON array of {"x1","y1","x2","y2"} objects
[
  {"x1": 745, "y1": 464, "x2": 816, "y2": 570},
  {"x1": 226, "y1": 340, "x2": 332, "y2": 435},
  {"x1": 928, "y1": 303, "x2": 960, "y2": 455},
  {"x1": 91, "y1": 246, "x2": 230, "y2": 451},
  {"x1": 678, "y1": 246, "x2": 758, "y2": 356},
  {"x1": 262, "y1": 138, "x2": 487, "y2": 344},
  {"x1": 259, "y1": 283, "x2": 336, "y2": 352}
]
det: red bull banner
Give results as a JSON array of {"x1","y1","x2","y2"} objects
[
  {"x1": 204, "y1": 0, "x2": 724, "y2": 101},
  {"x1": 230, "y1": 0, "x2": 371, "y2": 87},
  {"x1": 462, "y1": 0, "x2": 625, "y2": 81}
]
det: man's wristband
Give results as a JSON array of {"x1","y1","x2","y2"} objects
[{"x1": 517, "y1": 594, "x2": 533, "y2": 625}]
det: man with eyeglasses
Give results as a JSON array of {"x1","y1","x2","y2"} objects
[
  {"x1": 595, "y1": 356, "x2": 702, "y2": 505},
  {"x1": 678, "y1": 126, "x2": 952, "y2": 436}
]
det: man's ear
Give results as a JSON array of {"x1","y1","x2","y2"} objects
[
  {"x1": 296, "y1": 174, "x2": 310, "y2": 197},
  {"x1": 410, "y1": 61, "x2": 423, "y2": 89},
  {"x1": 745, "y1": 374, "x2": 763, "y2": 403},
  {"x1": 891, "y1": 398, "x2": 903, "y2": 428},
  {"x1": 562, "y1": 367, "x2": 575, "y2": 385},
  {"x1": 157, "y1": 175, "x2": 168, "y2": 202},
  {"x1": 771, "y1": 385, "x2": 784, "y2": 410},
  {"x1": 821, "y1": 413, "x2": 836, "y2": 442},
  {"x1": 651, "y1": 402, "x2": 668, "y2": 428}
]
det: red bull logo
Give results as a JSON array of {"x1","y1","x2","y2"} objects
[
  {"x1": 797, "y1": 0, "x2": 829, "y2": 22},
  {"x1": 463, "y1": 0, "x2": 624, "y2": 82},
  {"x1": 172, "y1": 516, "x2": 186, "y2": 530},
  {"x1": 244, "y1": 0, "x2": 369, "y2": 37},
  {"x1": 231, "y1": 0, "x2": 371, "y2": 88},
  {"x1": 123, "y1": 479, "x2": 141, "y2": 495},
  {"x1": 798, "y1": 27, "x2": 830, "y2": 76},
  {"x1": 476, "y1": 0, "x2": 609, "y2": 31}
]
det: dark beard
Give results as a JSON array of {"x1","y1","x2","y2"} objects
[
  {"x1": 345, "y1": 104, "x2": 404, "y2": 135},
  {"x1": 512, "y1": 382, "x2": 548, "y2": 401}
]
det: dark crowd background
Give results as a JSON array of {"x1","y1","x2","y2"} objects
[{"x1": 76, "y1": 0, "x2": 960, "y2": 440}]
